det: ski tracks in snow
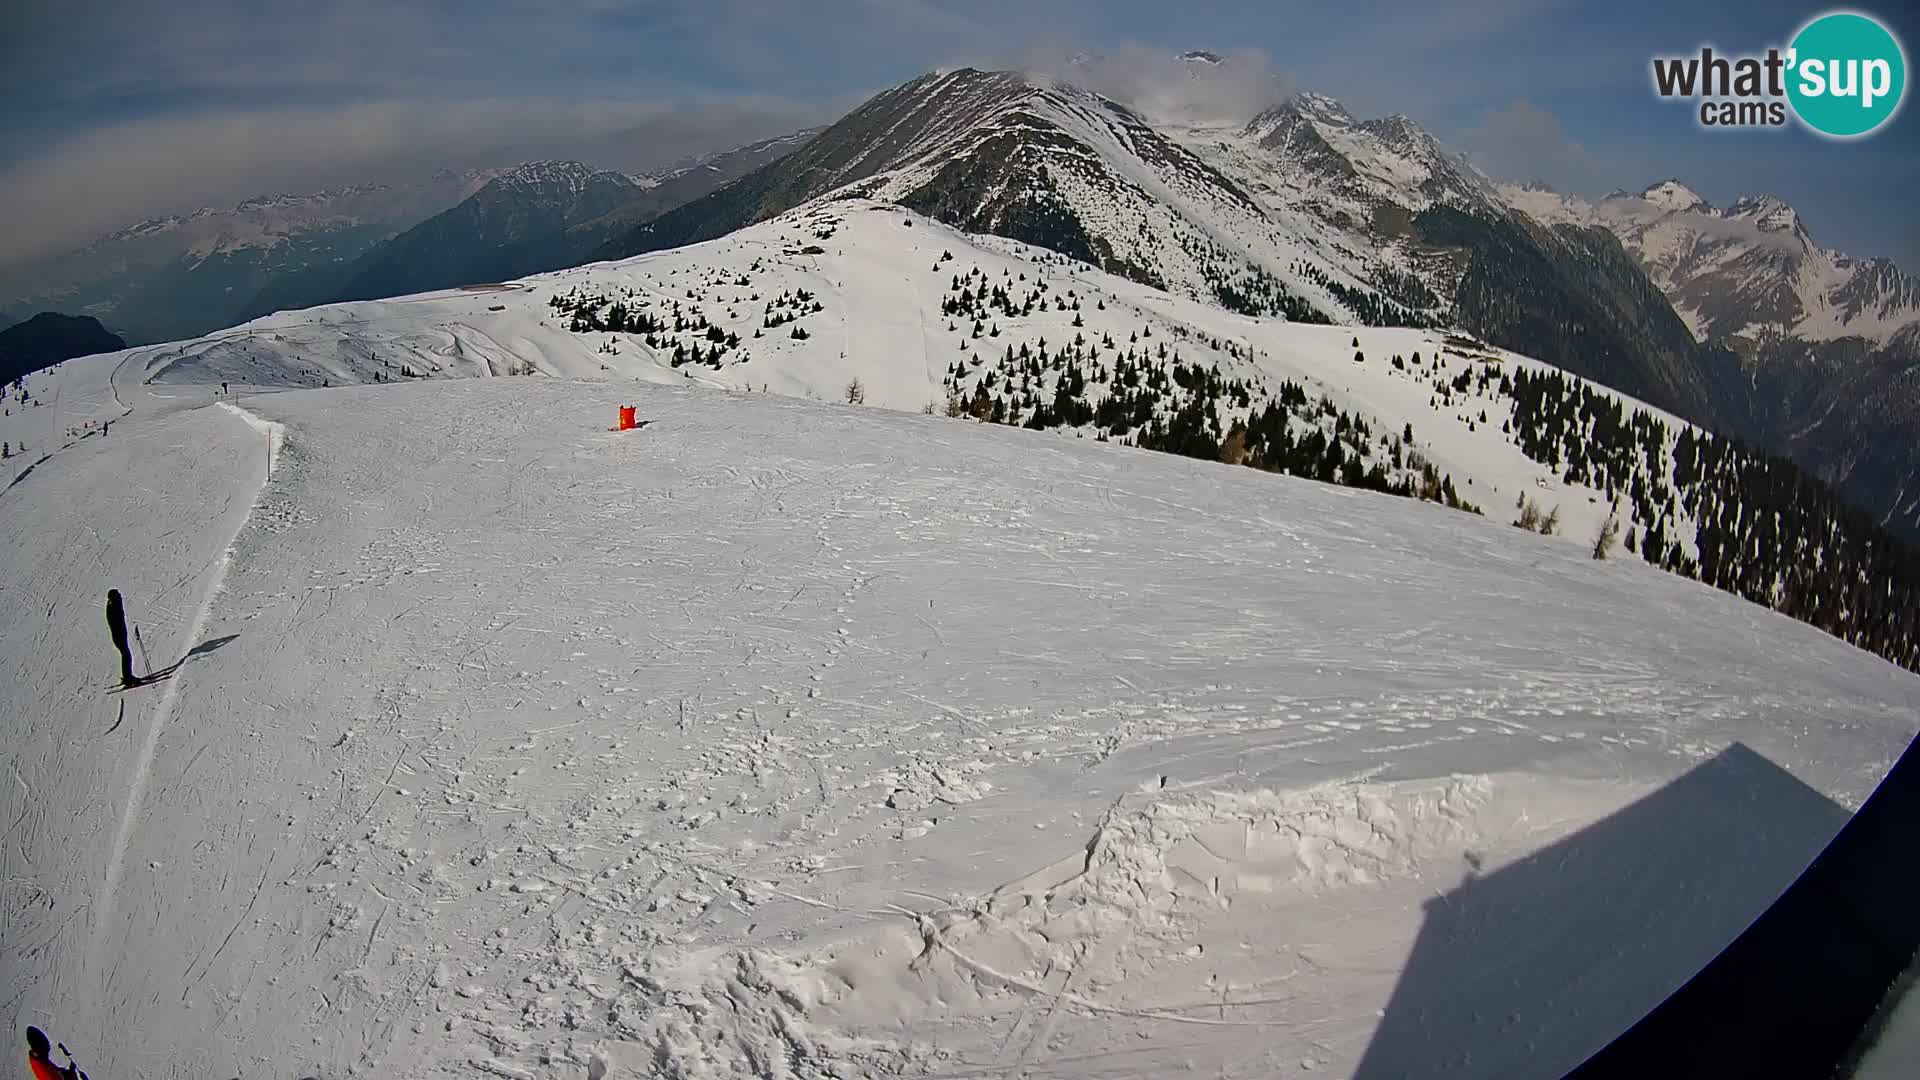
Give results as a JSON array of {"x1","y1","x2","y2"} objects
[
  {"x1": 11, "y1": 376, "x2": 1915, "y2": 1080},
  {"x1": 89, "y1": 403, "x2": 285, "y2": 981}
]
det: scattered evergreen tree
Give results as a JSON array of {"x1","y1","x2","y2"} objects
[{"x1": 1592, "y1": 505, "x2": 1623, "y2": 560}]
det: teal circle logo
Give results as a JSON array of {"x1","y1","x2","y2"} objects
[{"x1": 1787, "y1": 11, "x2": 1907, "y2": 137}]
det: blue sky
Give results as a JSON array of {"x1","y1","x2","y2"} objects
[{"x1": 2, "y1": 0, "x2": 1915, "y2": 266}]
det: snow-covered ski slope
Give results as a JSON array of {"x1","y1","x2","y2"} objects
[
  {"x1": 110, "y1": 201, "x2": 1704, "y2": 558},
  {"x1": 3, "y1": 321, "x2": 1916, "y2": 1079}
]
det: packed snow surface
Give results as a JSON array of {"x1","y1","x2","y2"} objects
[{"x1": 3, "y1": 211, "x2": 1916, "y2": 1079}]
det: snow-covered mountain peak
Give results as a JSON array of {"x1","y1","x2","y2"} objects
[
  {"x1": 1638, "y1": 179, "x2": 1711, "y2": 213},
  {"x1": 491, "y1": 160, "x2": 618, "y2": 193},
  {"x1": 1231, "y1": 90, "x2": 1501, "y2": 220},
  {"x1": 1502, "y1": 178, "x2": 1917, "y2": 346},
  {"x1": 1288, "y1": 91, "x2": 1356, "y2": 125},
  {"x1": 1359, "y1": 113, "x2": 1425, "y2": 142},
  {"x1": 90, "y1": 214, "x2": 188, "y2": 248},
  {"x1": 1242, "y1": 91, "x2": 1352, "y2": 140},
  {"x1": 68, "y1": 170, "x2": 503, "y2": 259},
  {"x1": 1725, "y1": 193, "x2": 1804, "y2": 236}
]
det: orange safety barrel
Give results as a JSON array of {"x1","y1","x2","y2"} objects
[{"x1": 618, "y1": 405, "x2": 636, "y2": 430}]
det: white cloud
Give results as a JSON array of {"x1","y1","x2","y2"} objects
[
  {"x1": 1603, "y1": 198, "x2": 1808, "y2": 255},
  {"x1": 1462, "y1": 99, "x2": 1591, "y2": 188},
  {"x1": 1013, "y1": 43, "x2": 1293, "y2": 126}
]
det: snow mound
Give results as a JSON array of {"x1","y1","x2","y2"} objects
[
  {"x1": 620, "y1": 772, "x2": 1580, "y2": 1077},
  {"x1": 610, "y1": 949, "x2": 927, "y2": 1080},
  {"x1": 624, "y1": 774, "x2": 1503, "y2": 1075}
]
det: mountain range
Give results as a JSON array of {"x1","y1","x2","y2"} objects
[
  {"x1": 597, "y1": 69, "x2": 1749, "y2": 424},
  {"x1": 3, "y1": 62, "x2": 1916, "y2": 539},
  {"x1": 237, "y1": 130, "x2": 816, "y2": 321},
  {"x1": 0, "y1": 171, "x2": 498, "y2": 346},
  {"x1": 0, "y1": 132, "x2": 817, "y2": 348},
  {"x1": 1505, "y1": 179, "x2": 1920, "y2": 349},
  {"x1": 1503, "y1": 180, "x2": 1920, "y2": 540}
]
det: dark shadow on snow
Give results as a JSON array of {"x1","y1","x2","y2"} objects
[
  {"x1": 1353, "y1": 742, "x2": 1850, "y2": 1080},
  {"x1": 1565, "y1": 732, "x2": 1920, "y2": 1079},
  {"x1": 183, "y1": 633, "x2": 239, "y2": 661},
  {"x1": 115, "y1": 633, "x2": 241, "y2": 691}
]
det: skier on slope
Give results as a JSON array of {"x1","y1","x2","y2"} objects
[
  {"x1": 24, "y1": 1027, "x2": 85, "y2": 1080},
  {"x1": 106, "y1": 589, "x2": 136, "y2": 688}
]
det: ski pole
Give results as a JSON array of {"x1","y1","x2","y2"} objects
[{"x1": 57, "y1": 1042, "x2": 85, "y2": 1080}]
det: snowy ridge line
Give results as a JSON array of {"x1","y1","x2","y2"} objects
[
  {"x1": 219, "y1": 400, "x2": 287, "y2": 476},
  {"x1": 89, "y1": 403, "x2": 282, "y2": 977}
]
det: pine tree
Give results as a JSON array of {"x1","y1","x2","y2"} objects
[{"x1": 1592, "y1": 505, "x2": 1622, "y2": 560}]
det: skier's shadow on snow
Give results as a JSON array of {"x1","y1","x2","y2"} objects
[
  {"x1": 103, "y1": 635, "x2": 242, "y2": 730},
  {"x1": 182, "y1": 633, "x2": 239, "y2": 661},
  {"x1": 139, "y1": 633, "x2": 240, "y2": 682},
  {"x1": 103, "y1": 635, "x2": 241, "y2": 735},
  {"x1": 1353, "y1": 743, "x2": 1850, "y2": 1080}
]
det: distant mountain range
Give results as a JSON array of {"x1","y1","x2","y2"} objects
[
  {"x1": 237, "y1": 131, "x2": 815, "y2": 322},
  {"x1": 1505, "y1": 179, "x2": 1920, "y2": 349},
  {"x1": 0, "y1": 172, "x2": 498, "y2": 346},
  {"x1": 0, "y1": 132, "x2": 817, "y2": 349},
  {"x1": 235, "y1": 161, "x2": 649, "y2": 318},
  {"x1": 0, "y1": 312, "x2": 126, "y2": 384},
  {"x1": 1503, "y1": 179, "x2": 1920, "y2": 541}
]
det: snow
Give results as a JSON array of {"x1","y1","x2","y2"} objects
[
  {"x1": 3, "y1": 204, "x2": 1917, "y2": 1078},
  {"x1": 1853, "y1": 956, "x2": 1920, "y2": 1078},
  {"x1": 491, "y1": 161, "x2": 633, "y2": 199},
  {"x1": 1639, "y1": 179, "x2": 1710, "y2": 213}
]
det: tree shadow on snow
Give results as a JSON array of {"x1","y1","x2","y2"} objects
[{"x1": 1353, "y1": 742, "x2": 1850, "y2": 1080}]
